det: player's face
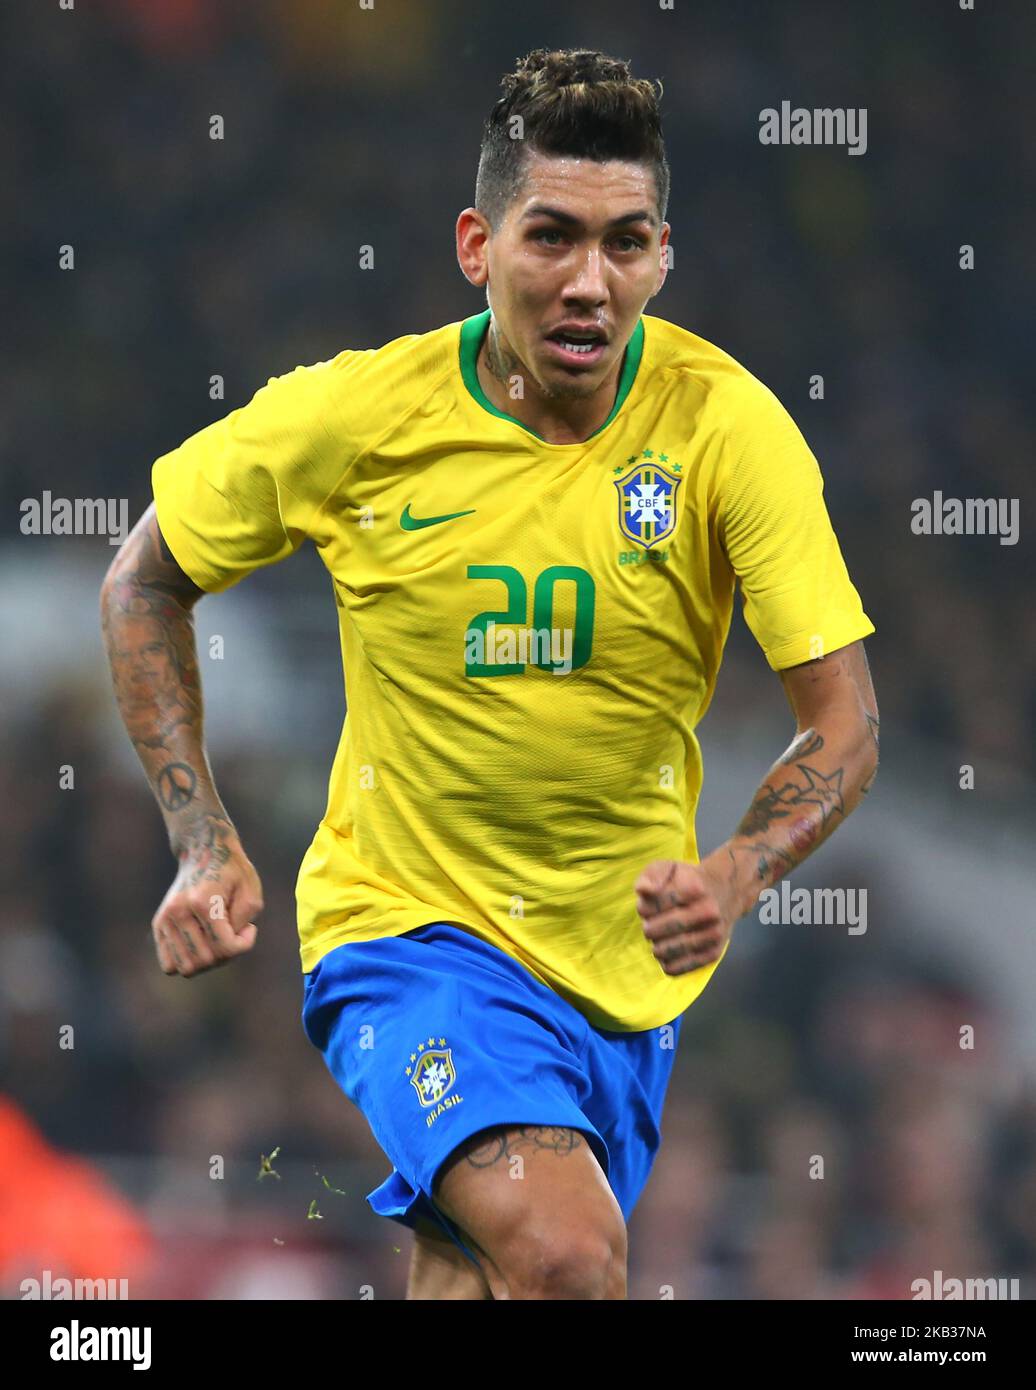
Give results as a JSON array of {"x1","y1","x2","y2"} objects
[{"x1": 484, "y1": 154, "x2": 669, "y2": 398}]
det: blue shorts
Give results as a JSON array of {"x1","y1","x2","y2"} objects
[{"x1": 301, "y1": 922, "x2": 681, "y2": 1263}]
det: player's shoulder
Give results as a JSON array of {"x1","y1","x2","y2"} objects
[
  {"x1": 641, "y1": 313, "x2": 795, "y2": 434},
  {"x1": 307, "y1": 318, "x2": 460, "y2": 386},
  {"x1": 255, "y1": 318, "x2": 463, "y2": 439},
  {"x1": 287, "y1": 319, "x2": 460, "y2": 405}
]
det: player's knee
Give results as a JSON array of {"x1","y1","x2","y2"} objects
[{"x1": 501, "y1": 1217, "x2": 627, "y2": 1300}]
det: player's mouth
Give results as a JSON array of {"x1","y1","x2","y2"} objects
[{"x1": 544, "y1": 324, "x2": 609, "y2": 368}]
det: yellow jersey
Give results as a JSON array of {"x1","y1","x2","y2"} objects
[{"x1": 152, "y1": 308, "x2": 874, "y2": 1030}]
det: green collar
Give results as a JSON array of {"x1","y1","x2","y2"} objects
[{"x1": 458, "y1": 308, "x2": 645, "y2": 443}]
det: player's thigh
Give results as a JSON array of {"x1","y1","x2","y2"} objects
[
  {"x1": 432, "y1": 1124, "x2": 627, "y2": 1300},
  {"x1": 406, "y1": 1217, "x2": 492, "y2": 1301}
]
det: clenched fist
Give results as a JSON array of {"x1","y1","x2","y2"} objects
[
  {"x1": 152, "y1": 820, "x2": 263, "y2": 978},
  {"x1": 635, "y1": 857, "x2": 738, "y2": 975}
]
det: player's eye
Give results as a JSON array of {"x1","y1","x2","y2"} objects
[
  {"x1": 533, "y1": 228, "x2": 565, "y2": 246},
  {"x1": 612, "y1": 234, "x2": 645, "y2": 252}
]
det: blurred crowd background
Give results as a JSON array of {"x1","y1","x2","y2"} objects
[{"x1": 2, "y1": 0, "x2": 1034, "y2": 1299}]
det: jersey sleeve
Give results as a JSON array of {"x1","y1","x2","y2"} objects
[
  {"x1": 151, "y1": 355, "x2": 362, "y2": 594},
  {"x1": 717, "y1": 383, "x2": 875, "y2": 670}
]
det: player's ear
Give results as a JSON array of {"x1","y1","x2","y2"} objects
[
  {"x1": 652, "y1": 223, "x2": 672, "y2": 297},
  {"x1": 457, "y1": 208, "x2": 490, "y2": 288}
]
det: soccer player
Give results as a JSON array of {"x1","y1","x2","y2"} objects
[{"x1": 100, "y1": 48, "x2": 879, "y2": 1300}]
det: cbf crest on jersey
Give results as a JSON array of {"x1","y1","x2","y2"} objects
[
  {"x1": 408, "y1": 1045, "x2": 457, "y2": 1108},
  {"x1": 615, "y1": 460, "x2": 683, "y2": 549}
]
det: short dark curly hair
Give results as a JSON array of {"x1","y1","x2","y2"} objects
[{"x1": 475, "y1": 48, "x2": 670, "y2": 230}]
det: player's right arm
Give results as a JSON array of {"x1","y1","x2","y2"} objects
[{"x1": 99, "y1": 503, "x2": 263, "y2": 978}]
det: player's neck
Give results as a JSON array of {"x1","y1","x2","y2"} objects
[{"x1": 477, "y1": 323, "x2": 621, "y2": 446}]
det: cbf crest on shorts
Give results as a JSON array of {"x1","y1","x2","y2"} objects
[
  {"x1": 408, "y1": 1042, "x2": 456, "y2": 1108},
  {"x1": 615, "y1": 461, "x2": 683, "y2": 549}
]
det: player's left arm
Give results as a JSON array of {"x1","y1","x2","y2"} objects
[{"x1": 636, "y1": 637, "x2": 879, "y2": 975}]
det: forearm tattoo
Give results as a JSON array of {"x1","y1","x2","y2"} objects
[{"x1": 102, "y1": 512, "x2": 229, "y2": 849}]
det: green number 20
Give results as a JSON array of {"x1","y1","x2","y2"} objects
[{"x1": 464, "y1": 564, "x2": 595, "y2": 677}]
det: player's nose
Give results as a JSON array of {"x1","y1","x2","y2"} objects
[{"x1": 563, "y1": 245, "x2": 608, "y2": 304}]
